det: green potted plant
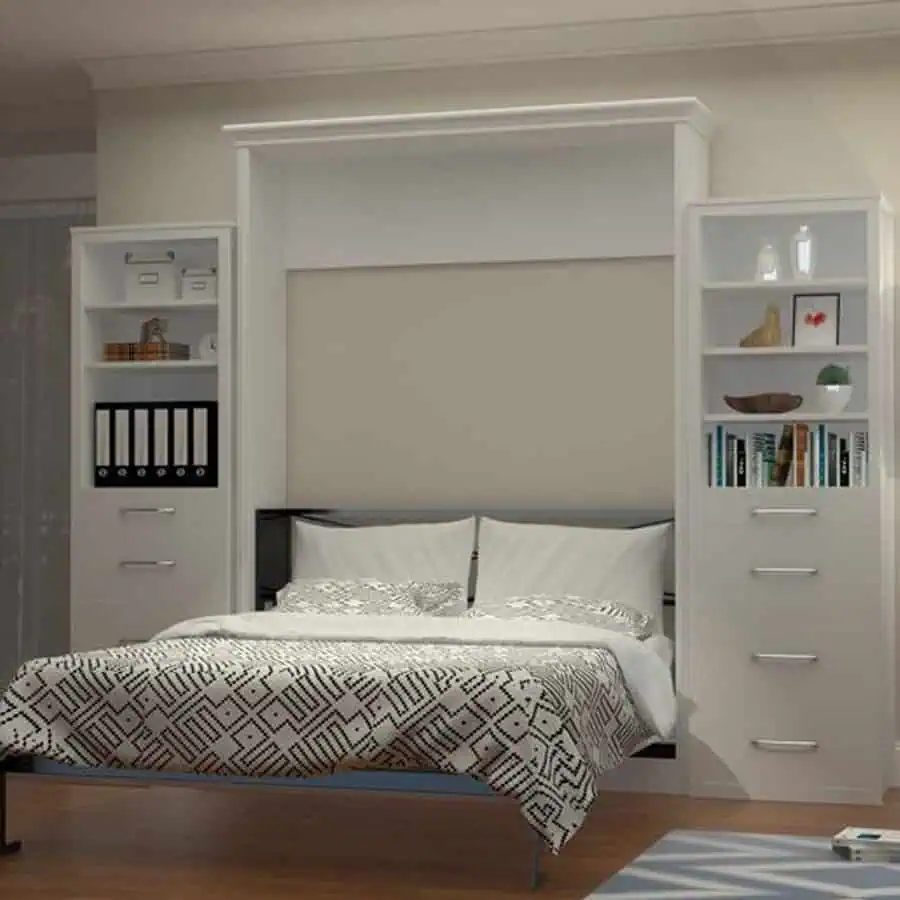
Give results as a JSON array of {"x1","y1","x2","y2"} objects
[{"x1": 815, "y1": 363, "x2": 852, "y2": 414}]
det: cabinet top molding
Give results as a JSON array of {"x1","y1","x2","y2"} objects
[{"x1": 223, "y1": 97, "x2": 714, "y2": 151}]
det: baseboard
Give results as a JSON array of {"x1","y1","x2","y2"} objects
[{"x1": 596, "y1": 755, "x2": 686, "y2": 795}]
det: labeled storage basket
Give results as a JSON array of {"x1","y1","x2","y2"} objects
[
  {"x1": 180, "y1": 267, "x2": 217, "y2": 301},
  {"x1": 124, "y1": 250, "x2": 178, "y2": 304}
]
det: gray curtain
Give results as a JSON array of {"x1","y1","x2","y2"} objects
[{"x1": 0, "y1": 200, "x2": 95, "y2": 686}]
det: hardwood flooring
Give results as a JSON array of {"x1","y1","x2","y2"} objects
[{"x1": 3, "y1": 775, "x2": 899, "y2": 898}]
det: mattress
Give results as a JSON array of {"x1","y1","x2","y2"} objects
[{"x1": 0, "y1": 612, "x2": 675, "y2": 853}]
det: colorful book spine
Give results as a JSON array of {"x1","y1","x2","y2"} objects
[{"x1": 706, "y1": 425, "x2": 869, "y2": 488}]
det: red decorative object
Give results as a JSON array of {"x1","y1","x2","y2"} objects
[{"x1": 792, "y1": 292, "x2": 840, "y2": 347}]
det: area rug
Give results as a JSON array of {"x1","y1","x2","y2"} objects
[{"x1": 588, "y1": 829, "x2": 900, "y2": 897}]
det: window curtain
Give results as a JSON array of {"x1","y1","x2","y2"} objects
[{"x1": 0, "y1": 200, "x2": 95, "y2": 686}]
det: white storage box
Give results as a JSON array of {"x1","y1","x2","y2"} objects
[
  {"x1": 124, "y1": 251, "x2": 178, "y2": 304},
  {"x1": 180, "y1": 267, "x2": 218, "y2": 302}
]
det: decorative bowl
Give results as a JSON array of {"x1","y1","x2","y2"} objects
[{"x1": 723, "y1": 393, "x2": 803, "y2": 415}]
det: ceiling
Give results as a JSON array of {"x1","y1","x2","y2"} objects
[{"x1": 3, "y1": 0, "x2": 900, "y2": 153}]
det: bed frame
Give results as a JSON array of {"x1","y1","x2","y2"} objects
[{"x1": 1, "y1": 507, "x2": 676, "y2": 887}]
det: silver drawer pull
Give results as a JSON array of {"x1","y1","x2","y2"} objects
[
  {"x1": 119, "y1": 560, "x2": 176, "y2": 569},
  {"x1": 751, "y1": 566, "x2": 818, "y2": 576},
  {"x1": 751, "y1": 507, "x2": 817, "y2": 517},
  {"x1": 752, "y1": 652, "x2": 819, "y2": 664},
  {"x1": 120, "y1": 507, "x2": 176, "y2": 516},
  {"x1": 751, "y1": 739, "x2": 819, "y2": 753}
]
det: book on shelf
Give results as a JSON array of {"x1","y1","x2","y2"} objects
[
  {"x1": 93, "y1": 401, "x2": 218, "y2": 488},
  {"x1": 706, "y1": 423, "x2": 868, "y2": 488}
]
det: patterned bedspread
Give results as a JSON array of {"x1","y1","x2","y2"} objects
[{"x1": 0, "y1": 613, "x2": 674, "y2": 853}]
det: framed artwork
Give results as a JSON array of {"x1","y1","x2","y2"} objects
[{"x1": 791, "y1": 292, "x2": 841, "y2": 347}]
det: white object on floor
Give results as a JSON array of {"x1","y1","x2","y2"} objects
[{"x1": 833, "y1": 826, "x2": 900, "y2": 862}]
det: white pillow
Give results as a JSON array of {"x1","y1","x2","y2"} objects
[
  {"x1": 474, "y1": 518, "x2": 672, "y2": 625},
  {"x1": 291, "y1": 516, "x2": 476, "y2": 613}
]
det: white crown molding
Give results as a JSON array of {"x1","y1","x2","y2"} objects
[
  {"x1": 82, "y1": 2, "x2": 900, "y2": 91},
  {"x1": 223, "y1": 97, "x2": 714, "y2": 151}
]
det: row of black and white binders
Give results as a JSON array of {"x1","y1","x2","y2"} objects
[{"x1": 94, "y1": 402, "x2": 218, "y2": 487}]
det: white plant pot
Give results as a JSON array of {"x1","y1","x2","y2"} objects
[{"x1": 815, "y1": 384, "x2": 853, "y2": 415}]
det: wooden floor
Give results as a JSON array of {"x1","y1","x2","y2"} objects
[{"x1": 3, "y1": 776, "x2": 899, "y2": 898}]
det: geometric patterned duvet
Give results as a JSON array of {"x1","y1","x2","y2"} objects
[{"x1": 0, "y1": 619, "x2": 663, "y2": 853}]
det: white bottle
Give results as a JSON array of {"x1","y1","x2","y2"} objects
[
  {"x1": 755, "y1": 239, "x2": 779, "y2": 282},
  {"x1": 791, "y1": 224, "x2": 815, "y2": 279}
]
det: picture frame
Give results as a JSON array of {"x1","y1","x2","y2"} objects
[{"x1": 791, "y1": 292, "x2": 841, "y2": 348}]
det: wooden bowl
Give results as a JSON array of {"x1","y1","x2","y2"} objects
[{"x1": 723, "y1": 393, "x2": 803, "y2": 415}]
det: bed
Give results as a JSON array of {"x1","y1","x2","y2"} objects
[{"x1": 0, "y1": 508, "x2": 677, "y2": 887}]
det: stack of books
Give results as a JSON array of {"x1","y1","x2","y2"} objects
[{"x1": 832, "y1": 826, "x2": 900, "y2": 863}]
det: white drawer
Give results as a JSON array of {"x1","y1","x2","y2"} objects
[
  {"x1": 698, "y1": 732, "x2": 887, "y2": 805},
  {"x1": 71, "y1": 568, "x2": 218, "y2": 651},
  {"x1": 72, "y1": 489, "x2": 227, "y2": 558},
  {"x1": 694, "y1": 488, "x2": 882, "y2": 621},
  {"x1": 71, "y1": 489, "x2": 231, "y2": 651},
  {"x1": 689, "y1": 625, "x2": 889, "y2": 803},
  {"x1": 699, "y1": 487, "x2": 877, "y2": 559}
]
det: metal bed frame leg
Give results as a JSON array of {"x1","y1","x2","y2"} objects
[
  {"x1": 529, "y1": 831, "x2": 543, "y2": 890},
  {"x1": 0, "y1": 764, "x2": 23, "y2": 856}
]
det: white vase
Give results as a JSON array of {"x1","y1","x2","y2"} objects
[
  {"x1": 815, "y1": 384, "x2": 853, "y2": 415},
  {"x1": 791, "y1": 224, "x2": 815, "y2": 279},
  {"x1": 755, "y1": 239, "x2": 780, "y2": 282}
]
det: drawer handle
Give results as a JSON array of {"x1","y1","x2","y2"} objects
[
  {"x1": 751, "y1": 652, "x2": 819, "y2": 664},
  {"x1": 751, "y1": 507, "x2": 818, "y2": 517},
  {"x1": 751, "y1": 739, "x2": 819, "y2": 753},
  {"x1": 119, "y1": 560, "x2": 176, "y2": 569},
  {"x1": 120, "y1": 507, "x2": 176, "y2": 516},
  {"x1": 751, "y1": 566, "x2": 818, "y2": 576}
]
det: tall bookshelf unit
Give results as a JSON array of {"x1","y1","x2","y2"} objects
[
  {"x1": 681, "y1": 196, "x2": 896, "y2": 804},
  {"x1": 70, "y1": 224, "x2": 236, "y2": 652}
]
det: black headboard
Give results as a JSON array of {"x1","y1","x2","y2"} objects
[{"x1": 255, "y1": 508, "x2": 675, "y2": 612}]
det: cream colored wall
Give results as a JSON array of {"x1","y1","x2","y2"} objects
[{"x1": 286, "y1": 259, "x2": 673, "y2": 507}]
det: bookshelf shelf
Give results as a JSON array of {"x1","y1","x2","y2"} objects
[
  {"x1": 702, "y1": 344, "x2": 867, "y2": 358},
  {"x1": 681, "y1": 195, "x2": 895, "y2": 804},
  {"x1": 703, "y1": 277, "x2": 868, "y2": 292},
  {"x1": 703, "y1": 411, "x2": 868, "y2": 424},
  {"x1": 84, "y1": 300, "x2": 219, "y2": 312},
  {"x1": 87, "y1": 360, "x2": 218, "y2": 372}
]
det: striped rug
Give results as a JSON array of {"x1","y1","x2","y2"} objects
[{"x1": 589, "y1": 829, "x2": 900, "y2": 897}]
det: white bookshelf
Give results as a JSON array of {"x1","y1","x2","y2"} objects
[
  {"x1": 680, "y1": 196, "x2": 895, "y2": 805},
  {"x1": 70, "y1": 224, "x2": 236, "y2": 651}
]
